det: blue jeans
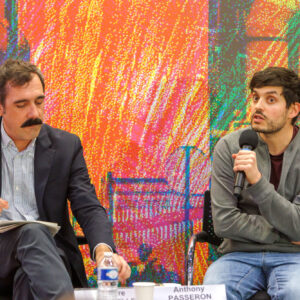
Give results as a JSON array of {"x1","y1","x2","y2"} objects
[{"x1": 203, "y1": 252, "x2": 300, "y2": 300}]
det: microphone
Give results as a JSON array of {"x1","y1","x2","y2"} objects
[{"x1": 233, "y1": 129, "x2": 259, "y2": 198}]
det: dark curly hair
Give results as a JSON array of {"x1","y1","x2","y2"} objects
[{"x1": 249, "y1": 67, "x2": 300, "y2": 124}]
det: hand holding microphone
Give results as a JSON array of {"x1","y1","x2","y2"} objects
[{"x1": 233, "y1": 129, "x2": 260, "y2": 197}]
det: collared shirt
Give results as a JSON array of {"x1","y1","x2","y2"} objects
[
  {"x1": 0, "y1": 122, "x2": 112, "y2": 258},
  {"x1": 0, "y1": 121, "x2": 39, "y2": 221}
]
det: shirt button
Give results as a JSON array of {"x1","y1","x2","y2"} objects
[{"x1": 15, "y1": 186, "x2": 19, "y2": 191}]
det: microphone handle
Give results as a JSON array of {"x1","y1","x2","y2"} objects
[
  {"x1": 233, "y1": 145, "x2": 253, "y2": 198},
  {"x1": 233, "y1": 172, "x2": 245, "y2": 197}
]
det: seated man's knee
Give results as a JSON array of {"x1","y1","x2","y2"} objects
[
  {"x1": 204, "y1": 260, "x2": 231, "y2": 285},
  {"x1": 18, "y1": 223, "x2": 53, "y2": 245},
  {"x1": 20, "y1": 223, "x2": 50, "y2": 235},
  {"x1": 277, "y1": 279, "x2": 300, "y2": 299}
]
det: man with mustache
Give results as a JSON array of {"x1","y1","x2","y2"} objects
[
  {"x1": 0, "y1": 59, "x2": 130, "y2": 300},
  {"x1": 203, "y1": 67, "x2": 300, "y2": 300}
]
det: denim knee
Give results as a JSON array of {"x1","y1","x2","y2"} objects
[{"x1": 275, "y1": 277, "x2": 300, "y2": 300}]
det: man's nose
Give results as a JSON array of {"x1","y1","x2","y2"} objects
[
  {"x1": 27, "y1": 104, "x2": 39, "y2": 118},
  {"x1": 253, "y1": 98, "x2": 264, "y2": 111}
]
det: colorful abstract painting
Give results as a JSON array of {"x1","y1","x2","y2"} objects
[{"x1": 0, "y1": 0, "x2": 299, "y2": 286}]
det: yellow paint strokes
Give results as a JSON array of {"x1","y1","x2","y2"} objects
[
  {"x1": 164, "y1": 76, "x2": 208, "y2": 159},
  {"x1": 133, "y1": 45, "x2": 158, "y2": 108},
  {"x1": 118, "y1": 48, "x2": 138, "y2": 122},
  {"x1": 84, "y1": 50, "x2": 103, "y2": 129},
  {"x1": 32, "y1": 39, "x2": 45, "y2": 63},
  {"x1": 118, "y1": 90, "x2": 128, "y2": 122},
  {"x1": 70, "y1": 0, "x2": 105, "y2": 137},
  {"x1": 180, "y1": 77, "x2": 206, "y2": 134},
  {"x1": 190, "y1": 97, "x2": 209, "y2": 145},
  {"x1": 194, "y1": 244, "x2": 209, "y2": 284},
  {"x1": 135, "y1": 65, "x2": 161, "y2": 166},
  {"x1": 85, "y1": 0, "x2": 104, "y2": 32},
  {"x1": 58, "y1": 0, "x2": 73, "y2": 38},
  {"x1": 140, "y1": 73, "x2": 168, "y2": 145},
  {"x1": 111, "y1": 63, "x2": 126, "y2": 106},
  {"x1": 267, "y1": 0, "x2": 299, "y2": 10},
  {"x1": 159, "y1": 0, "x2": 189, "y2": 63},
  {"x1": 255, "y1": 40, "x2": 288, "y2": 72},
  {"x1": 146, "y1": 74, "x2": 178, "y2": 169}
]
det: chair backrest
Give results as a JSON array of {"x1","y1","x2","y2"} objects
[
  {"x1": 185, "y1": 190, "x2": 222, "y2": 285},
  {"x1": 76, "y1": 235, "x2": 88, "y2": 245},
  {"x1": 201, "y1": 190, "x2": 223, "y2": 246}
]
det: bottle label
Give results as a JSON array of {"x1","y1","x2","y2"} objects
[{"x1": 99, "y1": 268, "x2": 118, "y2": 281}]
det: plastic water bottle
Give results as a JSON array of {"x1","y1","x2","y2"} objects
[{"x1": 97, "y1": 252, "x2": 118, "y2": 300}]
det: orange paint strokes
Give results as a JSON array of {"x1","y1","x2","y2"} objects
[
  {"x1": 16, "y1": 1, "x2": 209, "y2": 284},
  {"x1": 246, "y1": 0, "x2": 295, "y2": 38},
  {"x1": 0, "y1": 1, "x2": 4, "y2": 21},
  {"x1": 246, "y1": 41, "x2": 289, "y2": 75},
  {"x1": 0, "y1": 1, "x2": 10, "y2": 53},
  {"x1": 245, "y1": 40, "x2": 289, "y2": 123},
  {"x1": 20, "y1": 0, "x2": 209, "y2": 183}
]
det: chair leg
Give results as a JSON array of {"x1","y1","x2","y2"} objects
[{"x1": 185, "y1": 234, "x2": 197, "y2": 285}]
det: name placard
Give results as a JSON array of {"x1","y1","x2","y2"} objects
[
  {"x1": 75, "y1": 285, "x2": 226, "y2": 300},
  {"x1": 118, "y1": 288, "x2": 135, "y2": 300},
  {"x1": 153, "y1": 285, "x2": 226, "y2": 300},
  {"x1": 117, "y1": 285, "x2": 226, "y2": 300},
  {"x1": 75, "y1": 288, "x2": 135, "y2": 300}
]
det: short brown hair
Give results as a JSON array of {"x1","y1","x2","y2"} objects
[
  {"x1": 0, "y1": 59, "x2": 45, "y2": 106},
  {"x1": 249, "y1": 67, "x2": 300, "y2": 124}
]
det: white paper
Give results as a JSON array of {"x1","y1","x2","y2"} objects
[{"x1": 0, "y1": 220, "x2": 60, "y2": 236}]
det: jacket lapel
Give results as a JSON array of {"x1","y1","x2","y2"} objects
[{"x1": 34, "y1": 125, "x2": 56, "y2": 219}]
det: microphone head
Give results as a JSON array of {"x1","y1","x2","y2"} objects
[{"x1": 239, "y1": 129, "x2": 259, "y2": 149}]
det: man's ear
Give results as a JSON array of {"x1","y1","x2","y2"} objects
[
  {"x1": 0, "y1": 104, "x2": 4, "y2": 116},
  {"x1": 288, "y1": 102, "x2": 300, "y2": 120}
]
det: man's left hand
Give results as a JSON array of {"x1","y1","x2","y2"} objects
[{"x1": 95, "y1": 244, "x2": 131, "y2": 284}]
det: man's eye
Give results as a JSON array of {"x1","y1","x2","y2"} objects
[
  {"x1": 268, "y1": 98, "x2": 275, "y2": 103},
  {"x1": 16, "y1": 104, "x2": 26, "y2": 108},
  {"x1": 36, "y1": 99, "x2": 44, "y2": 105}
]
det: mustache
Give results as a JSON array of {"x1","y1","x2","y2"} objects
[
  {"x1": 21, "y1": 118, "x2": 43, "y2": 128},
  {"x1": 251, "y1": 111, "x2": 266, "y2": 119}
]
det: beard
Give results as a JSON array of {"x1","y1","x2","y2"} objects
[{"x1": 251, "y1": 112, "x2": 288, "y2": 134}]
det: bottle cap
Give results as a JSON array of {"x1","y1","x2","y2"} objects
[{"x1": 104, "y1": 252, "x2": 113, "y2": 257}]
